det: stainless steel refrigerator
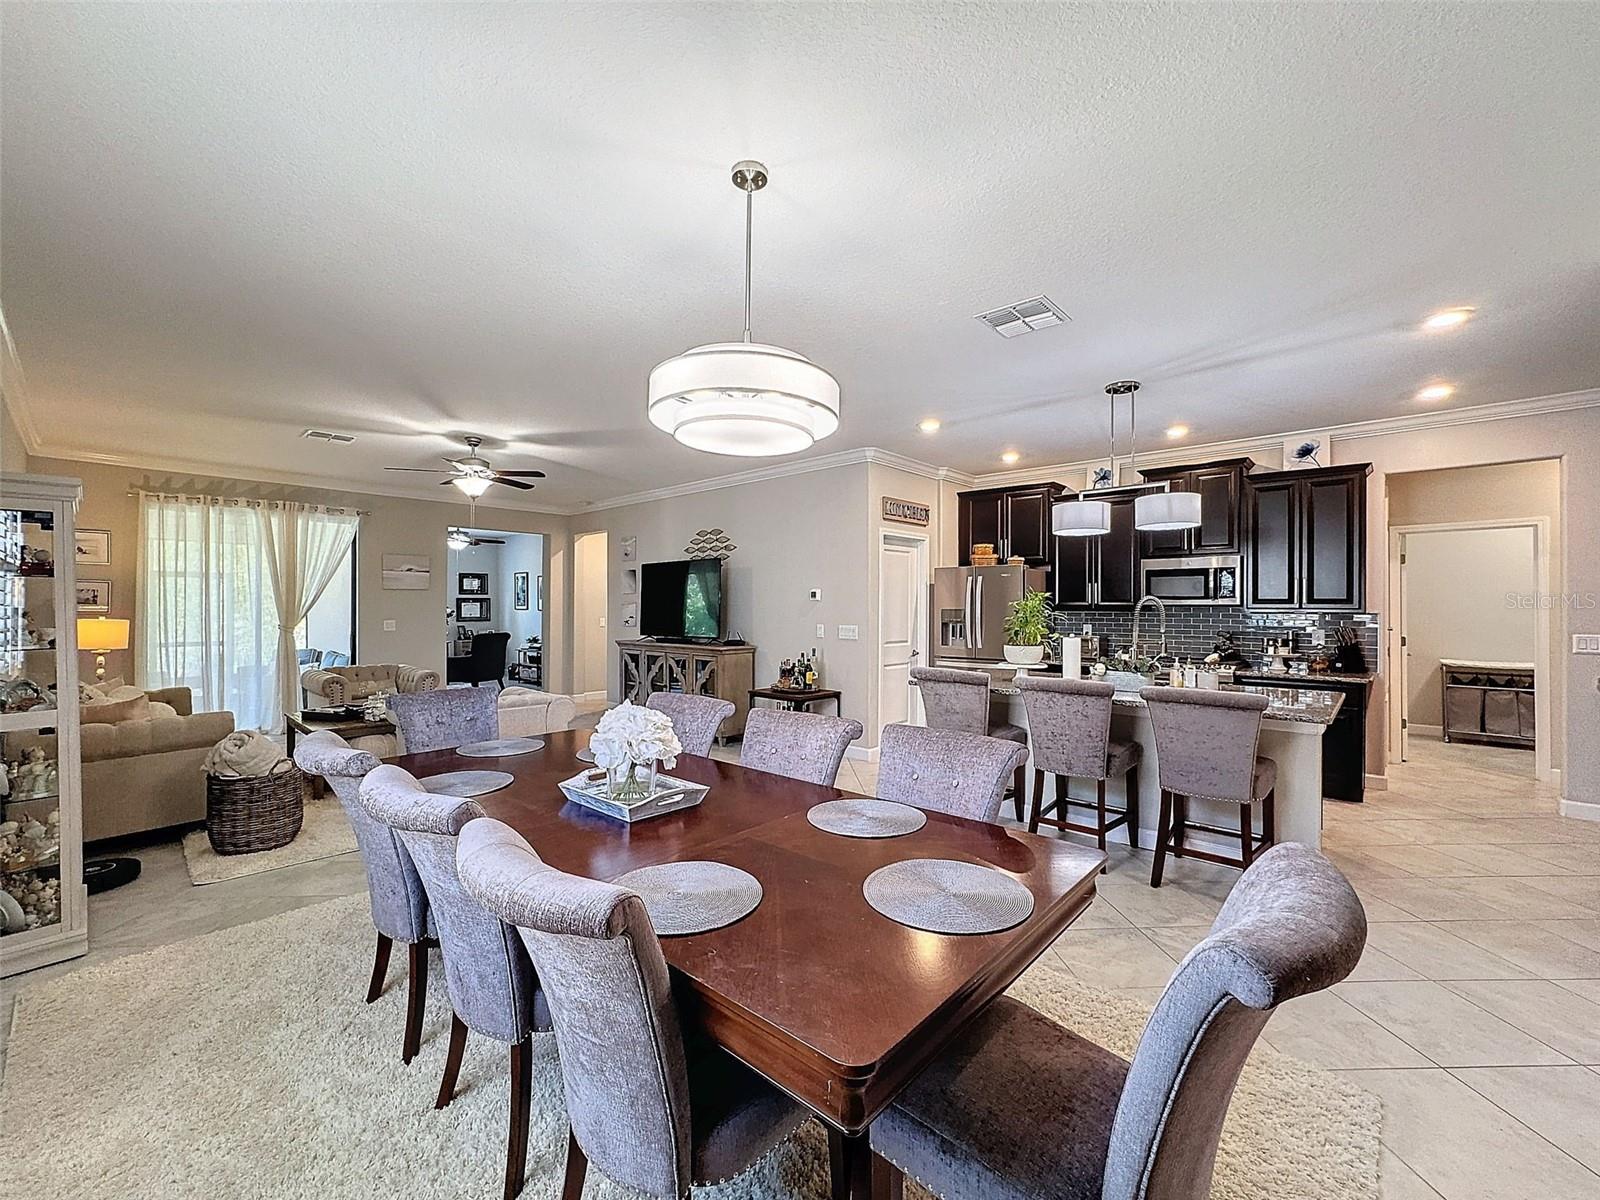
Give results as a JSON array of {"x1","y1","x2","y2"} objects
[{"x1": 931, "y1": 565, "x2": 1049, "y2": 664}]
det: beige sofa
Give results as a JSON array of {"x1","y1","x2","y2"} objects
[
  {"x1": 300, "y1": 663, "x2": 440, "y2": 707},
  {"x1": 14, "y1": 687, "x2": 235, "y2": 842}
]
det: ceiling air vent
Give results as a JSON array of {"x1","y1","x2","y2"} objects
[
  {"x1": 300, "y1": 429, "x2": 357, "y2": 444},
  {"x1": 974, "y1": 295, "x2": 1070, "y2": 338}
]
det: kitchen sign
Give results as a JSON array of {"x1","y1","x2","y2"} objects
[{"x1": 882, "y1": 497, "x2": 931, "y2": 526}]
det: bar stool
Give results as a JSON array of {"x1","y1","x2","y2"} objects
[
  {"x1": 910, "y1": 666, "x2": 1029, "y2": 821},
  {"x1": 1142, "y1": 686, "x2": 1277, "y2": 888},
  {"x1": 1016, "y1": 676, "x2": 1140, "y2": 869}
]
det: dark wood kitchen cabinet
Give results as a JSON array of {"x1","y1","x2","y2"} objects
[
  {"x1": 1053, "y1": 492, "x2": 1141, "y2": 607},
  {"x1": 1137, "y1": 457, "x2": 1254, "y2": 558},
  {"x1": 957, "y1": 482, "x2": 1069, "y2": 567},
  {"x1": 1245, "y1": 464, "x2": 1371, "y2": 611}
]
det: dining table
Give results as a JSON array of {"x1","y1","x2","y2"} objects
[{"x1": 395, "y1": 726, "x2": 1107, "y2": 1199}]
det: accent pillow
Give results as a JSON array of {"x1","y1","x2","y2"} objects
[
  {"x1": 80, "y1": 695, "x2": 152, "y2": 725},
  {"x1": 147, "y1": 701, "x2": 179, "y2": 720}
]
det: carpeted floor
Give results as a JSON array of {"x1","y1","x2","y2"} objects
[
  {"x1": 181, "y1": 798, "x2": 357, "y2": 885},
  {"x1": 3, "y1": 895, "x2": 1380, "y2": 1199}
]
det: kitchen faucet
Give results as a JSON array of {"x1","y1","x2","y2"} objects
[{"x1": 1129, "y1": 594, "x2": 1169, "y2": 667}]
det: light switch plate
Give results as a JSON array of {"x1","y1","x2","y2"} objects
[
  {"x1": 382, "y1": 619, "x2": 396, "y2": 632},
  {"x1": 838, "y1": 624, "x2": 859, "y2": 641},
  {"x1": 1575, "y1": 633, "x2": 1600, "y2": 654},
  {"x1": 809, "y1": 588, "x2": 822, "y2": 601},
  {"x1": 816, "y1": 624, "x2": 826, "y2": 638}
]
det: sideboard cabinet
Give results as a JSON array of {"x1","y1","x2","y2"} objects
[{"x1": 616, "y1": 640, "x2": 757, "y2": 743}]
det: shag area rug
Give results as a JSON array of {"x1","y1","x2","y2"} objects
[
  {"x1": 3, "y1": 895, "x2": 1381, "y2": 1199},
  {"x1": 181, "y1": 797, "x2": 356, "y2": 884}
]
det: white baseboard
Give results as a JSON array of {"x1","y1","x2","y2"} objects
[
  {"x1": 577, "y1": 690, "x2": 607, "y2": 703},
  {"x1": 1408, "y1": 722, "x2": 1444, "y2": 737},
  {"x1": 845, "y1": 745, "x2": 880, "y2": 763},
  {"x1": 1364, "y1": 773, "x2": 1389, "y2": 791},
  {"x1": 1560, "y1": 796, "x2": 1600, "y2": 823}
]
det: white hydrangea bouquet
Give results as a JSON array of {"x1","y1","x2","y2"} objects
[{"x1": 588, "y1": 701, "x2": 682, "y2": 803}]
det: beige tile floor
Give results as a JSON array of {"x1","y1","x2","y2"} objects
[{"x1": 3, "y1": 728, "x2": 1596, "y2": 1199}]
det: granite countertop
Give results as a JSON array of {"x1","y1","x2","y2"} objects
[
  {"x1": 986, "y1": 679, "x2": 1344, "y2": 725},
  {"x1": 1235, "y1": 669, "x2": 1377, "y2": 686}
]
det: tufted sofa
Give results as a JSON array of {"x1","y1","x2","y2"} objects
[{"x1": 300, "y1": 663, "x2": 440, "y2": 707}]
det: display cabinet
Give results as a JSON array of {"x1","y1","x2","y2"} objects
[{"x1": 0, "y1": 474, "x2": 87, "y2": 977}]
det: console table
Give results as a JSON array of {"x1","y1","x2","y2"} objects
[{"x1": 616, "y1": 640, "x2": 756, "y2": 742}]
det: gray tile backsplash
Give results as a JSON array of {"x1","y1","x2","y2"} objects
[{"x1": 1046, "y1": 605, "x2": 1381, "y2": 672}]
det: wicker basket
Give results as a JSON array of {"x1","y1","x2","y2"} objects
[{"x1": 206, "y1": 764, "x2": 305, "y2": 855}]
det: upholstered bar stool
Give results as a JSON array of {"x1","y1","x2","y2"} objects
[
  {"x1": 910, "y1": 666, "x2": 1030, "y2": 821},
  {"x1": 1016, "y1": 676, "x2": 1140, "y2": 869},
  {"x1": 645, "y1": 692, "x2": 736, "y2": 757},
  {"x1": 1142, "y1": 687, "x2": 1276, "y2": 888}
]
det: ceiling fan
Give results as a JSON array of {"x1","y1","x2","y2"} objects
[
  {"x1": 446, "y1": 529, "x2": 505, "y2": 549},
  {"x1": 385, "y1": 435, "x2": 546, "y2": 495}
]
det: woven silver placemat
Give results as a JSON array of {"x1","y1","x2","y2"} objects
[
  {"x1": 807, "y1": 799, "x2": 927, "y2": 839},
  {"x1": 419, "y1": 770, "x2": 515, "y2": 798},
  {"x1": 574, "y1": 748, "x2": 596, "y2": 764},
  {"x1": 612, "y1": 861, "x2": 763, "y2": 936},
  {"x1": 862, "y1": 859, "x2": 1035, "y2": 935},
  {"x1": 456, "y1": 737, "x2": 545, "y2": 758}
]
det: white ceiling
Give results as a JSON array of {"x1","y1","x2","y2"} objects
[{"x1": 3, "y1": 3, "x2": 1597, "y2": 509}]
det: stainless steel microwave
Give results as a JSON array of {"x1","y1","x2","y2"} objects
[{"x1": 1139, "y1": 555, "x2": 1242, "y2": 606}]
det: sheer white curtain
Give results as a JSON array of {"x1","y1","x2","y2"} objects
[{"x1": 137, "y1": 493, "x2": 360, "y2": 733}]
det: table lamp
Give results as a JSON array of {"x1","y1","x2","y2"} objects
[{"x1": 78, "y1": 617, "x2": 130, "y2": 681}]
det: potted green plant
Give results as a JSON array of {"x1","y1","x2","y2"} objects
[{"x1": 1002, "y1": 589, "x2": 1053, "y2": 666}]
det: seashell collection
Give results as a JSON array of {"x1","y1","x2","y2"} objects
[
  {"x1": 1, "y1": 872, "x2": 60, "y2": 931},
  {"x1": 0, "y1": 808, "x2": 61, "y2": 873}
]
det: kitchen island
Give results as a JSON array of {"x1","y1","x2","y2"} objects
[{"x1": 978, "y1": 672, "x2": 1343, "y2": 852}]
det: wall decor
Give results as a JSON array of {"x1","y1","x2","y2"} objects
[
  {"x1": 1285, "y1": 437, "x2": 1324, "y2": 468},
  {"x1": 621, "y1": 566, "x2": 639, "y2": 596},
  {"x1": 76, "y1": 579, "x2": 112, "y2": 612},
  {"x1": 455, "y1": 596, "x2": 490, "y2": 622},
  {"x1": 1087, "y1": 461, "x2": 1116, "y2": 489},
  {"x1": 621, "y1": 601, "x2": 638, "y2": 629},
  {"x1": 620, "y1": 536, "x2": 637, "y2": 562},
  {"x1": 536, "y1": 574, "x2": 544, "y2": 612},
  {"x1": 381, "y1": 554, "x2": 431, "y2": 590},
  {"x1": 684, "y1": 528, "x2": 737, "y2": 559},
  {"x1": 458, "y1": 572, "x2": 489, "y2": 595},
  {"x1": 74, "y1": 529, "x2": 111, "y2": 565},
  {"x1": 513, "y1": 571, "x2": 530, "y2": 611},
  {"x1": 881, "y1": 497, "x2": 930, "y2": 526}
]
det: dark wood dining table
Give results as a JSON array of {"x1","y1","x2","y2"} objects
[{"x1": 396, "y1": 727, "x2": 1106, "y2": 1199}]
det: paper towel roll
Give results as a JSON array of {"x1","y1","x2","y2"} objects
[{"x1": 1058, "y1": 636, "x2": 1083, "y2": 680}]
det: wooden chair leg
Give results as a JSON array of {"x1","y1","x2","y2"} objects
[
  {"x1": 504, "y1": 1037, "x2": 533, "y2": 1200},
  {"x1": 1124, "y1": 764, "x2": 1141, "y2": 850},
  {"x1": 402, "y1": 941, "x2": 428, "y2": 1065},
  {"x1": 1262, "y1": 788, "x2": 1276, "y2": 849},
  {"x1": 1028, "y1": 768, "x2": 1045, "y2": 834},
  {"x1": 1151, "y1": 789, "x2": 1172, "y2": 888},
  {"x1": 1011, "y1": 763, "x2": 1026, "y2": 822},
  {"x1": 1055, "y1": 772, "x2": 1067, "y2": 825},
  {"x1": 828, "y1": 1128, "x2": 850, "y2": 1200},
  {"x1": 1239, "y1": 802, "x2": 1255, "y2": 869},
  {"x1": 366, "y1": 932, "x2": 393, "y2": 1004},
  {"x1": 435, "y1": 1013, "x2": 469, "y2": 1109},
  {"x1": 560, "y1": 1128, "x2": 589, "y2": 1200},
  {"x1": 1171, "y1": 794, "x2": 1188, "y2": 859}
]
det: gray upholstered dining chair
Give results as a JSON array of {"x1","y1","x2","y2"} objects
[
  {"x1": 645, "y1": 691, "x2": 735, "y2": 756},
  {"x1": 455, "y1": 816, "x2": 809, "y2": 1200},
  {"x1": 388, "y1": 686, "x2": 499, "y2": 754},
  {"x1": 910, "y1": 666, "x2": 1030, "y2": 821},
  {"x1": 871, "y1": 842, "x2": 1368, "y2": 1200},
  {"x1": 876, "y1": 722, "x2": 1029, "y2": 823},
  {"x1": 1017, "y1": 676, "x2": 1142, "y2": 868},
  {"x1": 291, "y1": 730, "x2": 434, "y2": 1063},
  {"x1": 1142, "y1": 686, "x2": 1276, "y2": 887},
  {"x1": 738, "y1": 707, "x2": 863, "y2": 787},
  {"x1": 358, "y1": 765, "x2": 550, "y2": 1200}
]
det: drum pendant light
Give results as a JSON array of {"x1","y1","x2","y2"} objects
[
  {"x1": 1052, "y1": 386, "x2": 1116, "y2": 537},
  {"x1": 1121, "y1": 379, "x2": 1201, "y2": 532},
  {"x1": 647, "y1": 161, "x2": 840, "y2": 457}
]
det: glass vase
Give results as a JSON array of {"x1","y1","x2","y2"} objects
[{"x1": 607, "y1": 759, "x2": 658, "y2": 805}]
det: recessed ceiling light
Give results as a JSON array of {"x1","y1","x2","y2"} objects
[
  {"x1": 1000, "y1": 450, "x2": 1021, "y2": 465},
  {"x1": 1422, "y1": 307, "x2": 1475, "y2": 331},
  {"x1": 1165, "y1": 424, "x2": 1189, "y2": 440},
  {"x1": 918, "y1": 417, "x2": 942, "y2": 433},
  {"x1": 1416, "y1": 383, "x2": 1455, "y2": 402}
]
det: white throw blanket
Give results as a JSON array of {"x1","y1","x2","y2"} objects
[{"x1": 203, "y1": 730, "x2": 291, "y2": 778}]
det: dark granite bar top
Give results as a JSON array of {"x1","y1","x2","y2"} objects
[
  {"x1": 983, "y1": 678, "x2": 1344, "y2": 726},
  {"x1": 1235, "y1": 670, "x2": 1376, "y2": 687}
]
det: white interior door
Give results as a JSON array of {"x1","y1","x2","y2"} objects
[{"x1": 878, "y1": 534, "x2": 928, "y2": 732}]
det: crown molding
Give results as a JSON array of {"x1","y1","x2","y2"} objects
[
  {"x1": 24, "y1": 445, "x2": 583, "y2": 518},
  {"x1": 0, "y1": 380, "x2": 44, "y2": 457},
  {"x1": 965, "y1": 389, "x2": 1600, "y2": 488}
]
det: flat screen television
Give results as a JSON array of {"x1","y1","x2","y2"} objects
[{"x1": 640, "y1": 558, "x2": 724, "y2": 641}]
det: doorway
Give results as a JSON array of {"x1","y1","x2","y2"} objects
[
  {"x1": 572, "y1": 531, "x2": 609, "y2": 702},
  {"x1": 446, "y1": 529, "x2": 545, "y2": 688},
  {"x1": 876, "y1": 531, "x2": 929, "y2": 740},
  {"x1": 1388, "y1": 519, "x2": 1551, "y2": 781}
]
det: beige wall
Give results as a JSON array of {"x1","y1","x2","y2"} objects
[
  {"x1": 1402, "y1": 527, "x2": 1538, "y2": 727},
  {"x1": 1387, "y1": 458, "x2": 1562, "y2": 761},
  {"x1": 570, "y1": 463, "x2": 874, "y2": 735},
  {"x1": 29, "y1": 455, "x2": 573, "y2": 695}
]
